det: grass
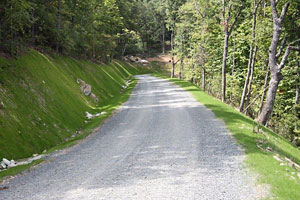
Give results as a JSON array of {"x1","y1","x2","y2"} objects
[
  {"x1": 0, "y1": 50, "x2": 149, "y2": 160},
  {"x1": 154, "y1": 73, "x2": 300, "y2": 200}
]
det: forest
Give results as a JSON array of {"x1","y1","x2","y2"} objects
[{"x1": 1, "y1": 0, "x2": 300, "y2": 146}]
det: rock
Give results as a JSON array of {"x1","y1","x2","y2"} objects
[
  {"x1": 273, "y1": 155, "x2": 283, "y2": 162},
  {"x1": 2, "y1": 158, "x2": 10, "y2": 166},
  {"x1": 33, "y1": 154, "x2": 38, "y2": 157},
  {"x1": 8, "y1": 161, "x2": 16, "y2": 168},
  {"x1": 0, "y1": 162, "x2": 6, "y2": 169},
  {"x1": 84, "y1": 120, "x2": 89, "y2": 124},
  {"x1": 0, "y1": 101, "x2": 4, "y2": 109},
  {"x1": 90, "y1": 93, "x2": 98, "y2": 103},
  {"x1": 76, "y1": 78, "x2": 83, "y2": 84},
  {"x1": 85, "y1": 112, "x2": 94, "y2": 119},
  {"x1": 128, "y1": 56, "x2": 136, "y2": 62},
  {"x1": 100, "y1": 112, "x2": 107, "y2": 115},
  {"x1": 137, "y1": 59, "x2": 149, "y2": 64},
  {"x1": 266, "y1": 146, "x2": 273, "y2": 152},
  {"x1": 81, "y1": 83, "x2": 92, "y2": 96},
  {"x1": 77, "y1": 79, "x2": 92, "y2": 96}
]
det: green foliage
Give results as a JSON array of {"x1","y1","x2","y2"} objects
[{"x1": 168, "y1": 0, "x2": 300, "y2": 146}]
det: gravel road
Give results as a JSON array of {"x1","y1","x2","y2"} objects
[{"x1": 0, "y1": 75, "x2": 258, "y2": 200}]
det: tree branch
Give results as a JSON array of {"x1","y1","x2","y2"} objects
[
  {"x1": 279, "y1": 39, "x2": 300, "y2": 70},
  {"x1": 276, "y1": 36, "x2": 287, "y2": 58},
  {"x1": 255, "y1": 0, "x2": 263, "y2": 11},
  {"x1": 290, "y1": 46, "x2": 300, "y2": 51},
  {"x1": 270, "y1": 0, "x2": 278, "y2": 19},
  {"x1": 228, "y1": 4, "x2": 244, "y2": 35},
  {"x1": 279, "y1": 2, "x2": 290, "y2": 22}
]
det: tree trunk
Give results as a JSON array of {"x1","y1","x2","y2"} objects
[
  {"x1": 221, "y1": 1, "x2": 243, "y2": 102},
  {"x1": 258, "y1": 68, "x2": 270, "y2": 115},
  {"x1": 258, "y1": 71, "x2": 283, "y2": 125},
  {"x1": 240, "y1": 46, "x2": 253, "y2": 111},
  {"x1": 171, "y1": 30, "x2": 175, "y2": 78},
  {"x1": 162, "y1": 23, "x2": 165, "y2": 54},
  {"x1": 295, "y1": 28, "x2": 300, "y2": 119},
  {"x1": 179, "y1": 35, "x2": 184, "y2": 79},
  {"x1": 71, "y1": 0, "x2": 77, "y2": 29},
  {"x1": 222, "y1": 33, "x2": 229, "y2": 102},
  {"x1": 201, "y1": 66, "x2": 206, "y2": 91},
  {"x1": 240, "y1": 0, "x2": 259, "y2": 112},
  {"x1": 230, "y1": 37, "x2": 236, "y2": 103},
  {"x1": 56, "y1": 0, "x2": 62, "y2": 52},
  {"x1": 258, "y1": 1, "x2": 290, "y2": 125},
  {"x1": 245, "y1": 45, "x2": 258, "y2": 114},
  {"x1": 92, "y1": 33, "x2": 95, "y2": 59},
  {"x1": 296, "y1": 60, "x2": 300, "y2": 118},
  {"x1": 31, "y1": 9, "x2": 35, "y2": 44}
]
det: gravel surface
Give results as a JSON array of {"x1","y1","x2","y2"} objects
[{"x1": 0, "y1": 75, "x2": 258, "y2": 200}]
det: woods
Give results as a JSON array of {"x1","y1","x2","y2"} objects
[
  {"x1": 136, "y1": 0, "x2": 300, "y2": 146},
  {"x1": 1, "y1": 0, "x2": 300, "y2": 145}
]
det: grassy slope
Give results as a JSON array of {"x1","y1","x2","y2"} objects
[
  {"x1": 0, "y1": 50, "x2": 148, "y2": 160},
  {"x1": 156, "y1": 75, "x2": 300, "y2": 200}
]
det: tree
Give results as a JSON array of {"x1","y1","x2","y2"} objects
[
  {"x1": 239, "y1": 0, "x2": 261, "y2": 112},
  {"x1": 258, "y1": 0, "x2": 300, "y2": 125},
  {"x1": 221, "y1": 0, "x2": 244, "y2": 102}
]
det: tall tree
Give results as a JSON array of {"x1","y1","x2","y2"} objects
[
  {"x1": 258, "y1": 0, "x2": 300, "y2": 125},
  {"x1": 239, "y1": 0, "x2": 261, "y2": 112},
  {"x1": 221, "y1": 0, "x2": 244, "y2": 102}
]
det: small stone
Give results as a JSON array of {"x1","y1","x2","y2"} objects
[
  {"x1": 42, "y1": 80, "x2": 46, "y2": 84},
  {"x1": 2, "y1": 158, "x2": 10, "y2": 166},
  {"x1": 84, "y1": 120, "x2": 89, "y2": 124},
  {"x1": 100, "y1": 112, "x2": 107, "y2": 115},
  {"x1": 43, "y1": 150, "x2": 47, "y2": 153},
  {"x1": 280, "y1": 163, "x2": 286, "y2": 166},
  {"x1": 90, "y1": 93, "x2": 99, "y2": 103},
  {"x1": 0, "y1": 101, "x2": 4, "y2": 109},
  {"x1": 266, "y1": 146, "x2": 273, "y2": 152},
  {"x1": 0, "y1": 162, "x2": 6, "y2": 169},
  {"x1": 85, "y1": 112, "x2": 94, "y2": 119},
  {"x1": 8, "y1": 162, "x2": 16, "y2": 168},
  {"x1": 32, "y1": 154, "x2": 38, "y2": 157}
]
